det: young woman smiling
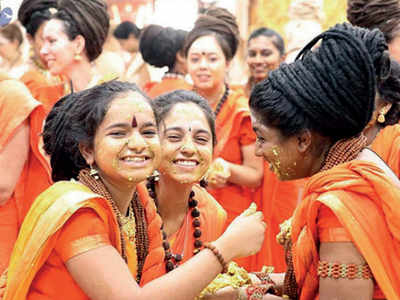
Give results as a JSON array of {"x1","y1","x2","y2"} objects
[{"x1": 2, "y1": 81, "x2": 265, "y2": 300}]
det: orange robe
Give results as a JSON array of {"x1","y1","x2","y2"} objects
[
  {"x1": 144, "y1": 77, "x2": 192, "y2": 98},
  {"x1": 0, "y1": 77, "x2": 52, "y2": 274},
  {"x1": 208, "y1": 89, "x2": 256, "y2": 225},
  {"x1": 21, "y1": 65, "x2": 65, "y2": 114},
  {"x1": 250, "y1": 165, "x2": 305, "y2": 272},
  {"x1": 291, "y1": 161, "x2": 400, "y2": 300},
  {"x1": 4, "y1": 181, "x2": 164, "y2": 299},
  {"x1": 371, "y1": 124, "x2": 400, "y2": 178},
  {"x1": 137, "y1": 183, "x2": 227, "y2": 285}
]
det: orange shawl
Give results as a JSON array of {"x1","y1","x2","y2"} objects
[
  {"x1": 3, "y1": 181, "x2": 124, "y2": 299},
  {"x1": 144, "y1": 77, "x2": 192, "y2": 98},
  {"x1": 250, "y1": 164, "x2": 305, "y2": 272},
  {"x1": 371, "y1": 125, "x2": 400, "y2": 178},
  {"x1": 137, "y1": 183, "x2": 227, "y2": 285},
  {"x1": 4, "y1": 181, "x2": 166, "y2": 299},
  {"x1": 291, "y1": 161, "x2": 400, "y2": 300},
  {"x1": 0, "y1": 77, "x2": 52, "y2": 273},
  {"x1": 208, "y1": 90, "x2": 256, "y2": 224}
]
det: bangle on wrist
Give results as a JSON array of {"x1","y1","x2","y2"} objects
[{"x1": 204, "y1": 242, "x2": 228, "y2": 273}]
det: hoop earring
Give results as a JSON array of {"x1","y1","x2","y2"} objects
[
  {"x1": 89, "y1": 165, "x2": 99, "y2": 180},
  {"x1": 377, "y1": 110, "x2": 386, "y2": 124}
]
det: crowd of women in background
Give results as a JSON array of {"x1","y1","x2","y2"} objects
[{"x1": 0, "y1": 0, "x2": 400, "y2": 299}]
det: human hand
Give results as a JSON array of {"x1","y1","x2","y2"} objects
[
  {"x1": 206, "y1": 158, "x2": 231, "y2": 189},
  {"x1": 214, "y1": 203, "x2": 266, "y2": 261}
]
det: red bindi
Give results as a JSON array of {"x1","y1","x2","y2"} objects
[{"x1": 131, "y1": 116, "x2": 138, "y2": 128}]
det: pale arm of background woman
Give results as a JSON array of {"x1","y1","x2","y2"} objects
[{"x1": 0, "y1": 121, "x2": 29, "y2": 206}]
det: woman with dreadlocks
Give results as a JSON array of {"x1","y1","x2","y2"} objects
[
  {"x1": 1, "y1": 80, "x2": 265, "y2": 300},
  {"x1": 30, "y1": 0, "x2": 110, "y2": 112},
  {"x1": 249, "y1": 23, "x2": 400, "y2": 299},
  {"x1": 347, "y1": 0, "x2": 400, "y2": 178},
  {"x1": 18, "y1": 0, "x2": 64, "y2": 106}
]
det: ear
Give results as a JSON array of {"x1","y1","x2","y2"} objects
[
  {"x1": 296, "y1": 129, "x2": 312, "y2": 154},
  {"x1": 377, "y1": 101, "x2": 392, "y2": 115},
  {"x1": 73, "y1": 34, "x2": 86, "y2": 56},
  {"x1": 176, "y1": 50, "x2": 186, "y2": 64},
  {"x1": 79, "y1": 142, "x2": 95, "y2": 166}
]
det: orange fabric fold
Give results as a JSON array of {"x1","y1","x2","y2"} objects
[
  {"x1": 144, "y1": 77, "x2": 192, "y2": 98},
  {"x1": 250, "y1": 164, "x2": 305, "y2": 272},
  {"x1": 138, "y1": 183, "x2": 227, "y2": 285},
  {"x1": 291, "y1": 161, "x2": 400, "y2": 300},
  {"x1": 371, "y1": 125, "x2": 400, "y2": 178},
  {"x1": 4, "y1": 181, "x2": 126, "y2": 300},
  {"x1": 208, "y1": 90, "x2": 256, "y2": 224},
  {"x1": 0, "y1": 76, "x2": 52, "y2": 274},
  {"x1": 207, "y1": 90, "x2": 256, "y2": 270}
]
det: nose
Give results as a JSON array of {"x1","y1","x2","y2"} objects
[
  {"x1": 180, "y1": 136, "x2": 196, "y2": 156},
  {"x1": 40, "y1": 42, "x2": 49, "y2": 56},
  {"x1": 254, "y1": 53, "x2": 263, "y2": 64},
  {"x1": 199, "y1": 57, "x2": 208, "y2": 69},
  {"x1": 127, "y1": 131, "x2": 146, "y2": 153}
]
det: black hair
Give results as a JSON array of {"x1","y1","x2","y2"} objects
[
  {"x1": 248, "y1": 27, "x2": 285, "y2": 56},
  {"x1": 249, "y1": 23, "x2": 388, "y2": 142},
  {"x1": 184, "y1": 7, "x2": 239, "y2": 62},
  {"x1": 43, "y1": 80, "x2": 152, "y2": 182},
  {"x1": 377, "y1": 58, "x2": 400, "y2": 126},
  {"x1": 152, "y1": 90, "x2": 217, "y2": 147},
  {"x1": 139, "y1": 25, "x2": 187, "y2": 71},
  {"x1": 50, "y1": 0, "x2": 110, "y2": 62},
  {"x1": 347, "y1": 0, "x2": 400, "y2": 43},
  {"x1": 18, "y1": 0, "x2": 58, "y2": 37},
  {"x1": 113, "y1": 21, "x2": 141, "y2": 39}
]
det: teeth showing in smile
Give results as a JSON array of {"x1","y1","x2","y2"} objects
[
  {"x1": 175, "y1": 160, "x2": 197, "y2": 166},
  {"x1": 122, "y1": 157, "x2": 146, "y2": 162}
]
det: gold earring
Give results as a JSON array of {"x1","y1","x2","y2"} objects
[
  {"x1": 377, "y1": 110, "x2": 386, "y2": 124},
  {"x1": 89, "y1": 165, "x2": 99, "y2": 180},
  {"x1": 74, "y1": 53, "x2": 82, "y2": 61}
]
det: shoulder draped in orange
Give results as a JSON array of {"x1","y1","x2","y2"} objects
[
  {"x1": 4, "y1": 181, "x2": 124, "y2": 299},
  {"x1": 291, "y1": 161, "x2": 400, "y2": 300},
  {"x1": 371, "y1": 124, "x2": 400, "y2": 178},
  {"x1": 0, "y1": 76, "x2": 52, "y2": 274},
  {"x1": 21, "y1": 66, "x2": 65, "y2": 114},
  {"x1": 138, "y1": 183, "x2": 227, "y2": 285},
  {"x1": 250, "y1": 165, "x2": 305, "y2": 272},
  {"x1": 208, "y1": 89, "x2": 256, "y2": 224},
  {"x1": 144, "y1": 77, "x2": 192, "y2": 99}
]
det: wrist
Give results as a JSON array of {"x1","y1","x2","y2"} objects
[{"x1": 212, "y1": 237, "x2": 235, "y2": 263}]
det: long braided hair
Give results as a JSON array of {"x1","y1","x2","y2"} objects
[{"x1": 250, "y1": 23, "x2": 389, "y2": 142}]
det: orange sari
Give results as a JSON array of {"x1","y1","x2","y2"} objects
[
  {"x1": 4, "y1": 180, "x2": 165, "y2": 299},
  {"x1": 0, "y1": 77, "x2": 52, "y2": 274},
  {"x1": 144, "y1": 77, "x2": 192, "y2": 98},
  {"x1": 208, "y1": 89, "x2": 256, "y2": 225},
  {"x1": 291, "y1": 161, "x2": 400, "y2": 300},
  {"x1": 250, "y1": 165, "x2": 305, "y2": 272},
  {"x1": 137, "y1": 183, "x2": 227, "y2": 285},
  {"x1": 371, "y1": 124, "x2": 400, "y2": 178}
]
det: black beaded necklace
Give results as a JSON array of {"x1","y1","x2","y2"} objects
[
  {"x1": 214, "y1": 83, "x2": 230, "y2": 117},
  {"x1": 146, "y1": 174, "x2": 203, "y2": 272}
]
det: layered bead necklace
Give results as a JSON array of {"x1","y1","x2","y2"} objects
[{"x1": 146, "y1": 174, "x2": 203, "y2": 272}]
